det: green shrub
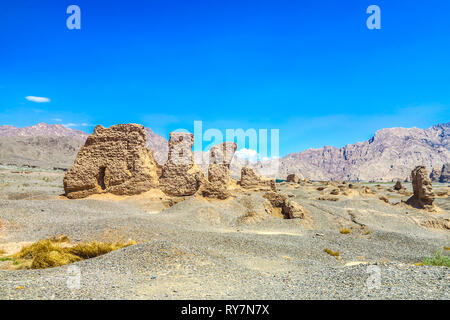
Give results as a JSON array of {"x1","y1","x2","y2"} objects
[{"x1": 422, "y1": 251, "x2": 450, "y2": 267}]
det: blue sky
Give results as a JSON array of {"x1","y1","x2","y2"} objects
[{"x1": 0, "y1": 0, "x2": 449, "y2": 156}]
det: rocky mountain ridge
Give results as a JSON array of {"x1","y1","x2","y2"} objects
[
  {"x1": 269, "y1": 123, "x2": 450, "y2": 181},
  {"x1": 0, "y1": 122, "x2": 449, "y2": 182}
]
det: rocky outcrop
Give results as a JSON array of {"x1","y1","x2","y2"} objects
[
  {"x1": 64, "y1": 124, "x2": 159, "y2": 199},
  {"x1": 394, "y1": 180, "x2": 403, "y2": 191},
  {"x1": 439, "y1": 163, "x2": 450, "y2": 183},
  {"x1": 430, "y1": 168, "x2": 441, "y2": 182},
  {"x1": 406, "y1": 166, "x2": 435, "y2": 209},
  {"x1": 201, "y1": 142, "x2": 237, "y2": 199},
  {"x1": 286, "y1": 174, "x2": 300, "y2": 183},
  {"x1": 263, "y1": 191, "x2": 309, "y2": 219},
  {"x1": 282, "y1": 199, "x2": 309, "y2": 219},
  {"x1": 159, "y1": 132, "x2": 205, "y2": 196},
  {"x1": 360, "y1": 186, "x2": 375, "y2": 195},
  {"x1": 239, "y1": 167, "x2": 276, "y2": 191}
]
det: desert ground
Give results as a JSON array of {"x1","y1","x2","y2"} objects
[{"x1": 0, "y1": 165, "x2": 448, "y2": 300}]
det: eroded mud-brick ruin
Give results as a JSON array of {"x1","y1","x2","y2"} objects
[
  {"x1": 64, "y1": 124, "x2": 160, "y2": 199},
  {"x1": 158, "y1": 132, "x2": 206, "y2": 197},
  {"x1": 406, "y1": 166, "x2": 435, "y2": 210},
  {"x1": 201, "y1": 141, "x2": 237, "y2": 199}
]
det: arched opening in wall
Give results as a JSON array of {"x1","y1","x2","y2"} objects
[{"x1": 98, "y1": 167, "x2": 107, "y2": 190}]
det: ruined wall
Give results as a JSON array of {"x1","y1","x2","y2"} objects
[
  {"x1": 64, "y1": 124, "x2": 159, "y2": 199},
  {"x1": 201, "y1": 142, "x2": 237, "y2": 199},
  {"x1": 240, "y1": 167, "x2": 276, "y2": 191},
  {"x1": 159, "y1": 132, "x2": 205, "y2": 196}
]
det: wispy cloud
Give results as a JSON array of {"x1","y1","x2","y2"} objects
[
  {"x1": 235, "y1": 148, "x2": 258, "y2": 161},
  {"x1": 234, "y1": 148, "x2": 278, "y2": 162},
  {"x1": 52, "y1": 118, "x2": 63, "y2": 122},
  {"x1": 63, "y1": 123, "x2": 92, "y2": 128},
  {"x1": 25, "y1": 96, "x2": 50, "y2": 103}
]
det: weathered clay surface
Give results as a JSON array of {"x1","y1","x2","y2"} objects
[
  {"x1": 263, "y1": 191, "x2": 310, "y2": 220},
  {"x1": 201, "y1": 142, "x2": 237, "y2": 199},
  {"x1": 282, "y1": 199, "x2": 308, "y2": 219},
  {"x1": 286, "y1": 174, "x2": 300, "y2": 183},
  {"x1": 159, "y1": 132, "x2": 205, "y2": 196},
  {"x1": 360, "y1": 186, "x2": 375, "y2": 195},
  {"x1": 240, "y1": 167, "x2": 276, "y2": 191},
  {"x1": 64, "y1": 124, "x2": 159, "y2": 199},
  {"x1": 406, "y1": 166, "x2": 435, "y2": 209}
]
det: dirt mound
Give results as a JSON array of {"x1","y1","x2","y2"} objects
[
  {"x1": 263, "y1": 191, "x2": 311, "y2": 221},
  {"x1": 239, "y1": 167, "x2": 276, "y2": 191}
]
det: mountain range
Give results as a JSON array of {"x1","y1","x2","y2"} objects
[{"x1": 0, "y1": 122, "x2": 449, "y2": 182}]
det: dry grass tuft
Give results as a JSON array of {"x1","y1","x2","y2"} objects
[
  {"x1": 12, "y1": 236, "x2": 136, "y2": 269},
  {"x1": 444, "y1": 246, "x2": 450, "y2": 251},
  {"x1": 69, "y1": 241, "x2": 137, "y2": 259},
  {"x1": 324, "y1": 248, "x2": 340, "y2": 257},
  {"x1": 340, "y1": 228, "x2": 350, "y2": 234}
]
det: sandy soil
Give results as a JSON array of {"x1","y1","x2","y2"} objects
[{"x1": 0, "y1": 166, "x2": 448, "y2": 299}]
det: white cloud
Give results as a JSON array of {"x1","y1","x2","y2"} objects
[
  {"x1": 234, "y1": 148, "x2": 259, "y2": 162},
  {"x1": 25, "y1": 96, "x2": 50, "y2": 103},
  {"x1": 234, "y1": 148, "x2": 280, "y2": 163},
  {"x1": 52, "y1": 118, "x2": 62, "y2": 122},
  {"x1": 63, "y1": 122, "x2": 92, "y2": 128}
]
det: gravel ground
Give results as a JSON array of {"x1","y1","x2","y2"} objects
[{"x1": 0, "y1": 167, "x2": 449, "y2": 299}]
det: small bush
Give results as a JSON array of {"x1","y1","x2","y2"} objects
[
  {"x1": 422, "y1": 251, "x2": 450, "y2": 267},
  {"x1": 0, "y1": 257, "x2": 12, "y2": 262},
  {"x1": 340, "y1": 228, "x2": 350, "y2": 234},
  {"x1": 12, "y1": 237, "x2": 136, "y2": 269}
]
